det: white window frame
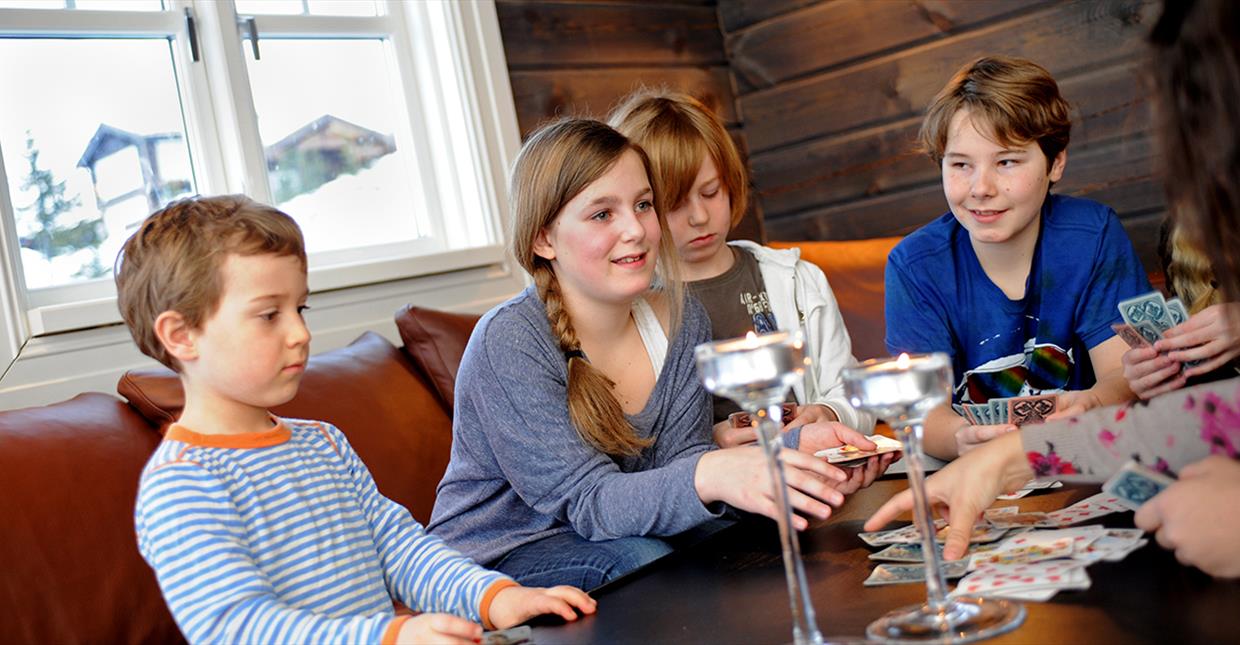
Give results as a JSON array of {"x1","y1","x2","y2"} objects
[{"x1": 0, "y1": 1, "x2": 522, "y2": 369}]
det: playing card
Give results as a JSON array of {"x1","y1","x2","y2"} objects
[
  {"x1": 816, "y1": 435, "x2": 902, "y2": 465},
  {"x1": 482, "y1": 625, "x2": 531, "y2": 645},
  {"x1": 935, "y1": 521, "x2": 1008, "y2": 544},
  {"x1": 1166, "y1": 297, "x2": 1189, "y2": 327},
  {"x1": 966, "y1": 535, "x2": 1075, "y2": 570},
  {"x1": 1046, "y1": 492, "x2": 1124, "y2": 527},
  {"x1": 984, "y1": 512, "x2": 1059, "y2": 530},
  {"x1": 1102, "y1": 460, "x2": 1177, "y2": 511},
  {"x1": 953, "y1": 560, "x2": 1090, "y2": 597},
  {"x1": 1007, "y1": 394, "x2": 1057, "y2": 426},
  {"x1": 1132, "y1": 320, "x2": 1165, "y2": 346},
  {"x1": 1073, "y1": 529, "x2": 1147, "y2": 563},
  {"x1": 997, "y1": 479, "x2": 1063, "y2": 500},
  {"x1": 868, "y1": 542, "x2": 999, "y2": 563},
  {"x1": 859, "y1": 519, "x2": 947, "y2": 546},
  {"x1": 1118, "y1": 292, "x2": 1172, "y2": 331},
  {"x1": 729, "y1": 402, "x2": 798, "y2": 428},
  {"x1": 863, "y1": 560, "x2": 970, "y2": 586},
  {"x1": 1111, "y1": 322, "x2": 1152, "y2": 349}
]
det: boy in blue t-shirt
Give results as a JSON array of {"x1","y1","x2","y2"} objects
[{"x1": 885, "y1": 56, "x2": 1150, "y2": 460}]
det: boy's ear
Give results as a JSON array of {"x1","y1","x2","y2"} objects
[
  {"x1": 532, "y1": 226, "x2": 556, "y2": 262},
  {"x1": 153, "y1": 310, "x2": 198, "y2": 364},
  {"x1": 1048, "y1": 149, "x2": 1068, "y2": 183}
]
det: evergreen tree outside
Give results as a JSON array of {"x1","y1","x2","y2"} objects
[{"x1": 16, "y1": 132, "x2": 107, "y2": 279}]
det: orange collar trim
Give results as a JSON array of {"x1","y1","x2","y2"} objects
[{"x1": 166, "y1": 418, "x2": 291, "y2": 449}]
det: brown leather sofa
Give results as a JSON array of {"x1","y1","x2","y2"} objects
[{"x1": 0, "y1": 238, "x2": 899, "y2": 644}]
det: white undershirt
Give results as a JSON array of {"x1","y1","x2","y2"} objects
[{"x1": 631, "y1": 298, "x2": 667, "y2": 379}]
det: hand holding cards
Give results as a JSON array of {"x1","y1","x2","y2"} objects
[
  {"x1": 815, "y1": 434, "x2": 902, "y2": 467},
  {"x1": 1102, "y1": 460, "x2": 1176, "y2": 510},
  {"x1": 954, "y1": 394, "x2": 1058, "y2": 427},
  {"x1": 728, "y1": 402, "x2": 798, "y2": 428}
]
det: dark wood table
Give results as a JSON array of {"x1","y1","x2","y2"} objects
[{"x1": 530, "y1": 478, "x2": 1240, "y2": 644}]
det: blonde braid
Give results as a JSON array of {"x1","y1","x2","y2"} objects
[{"x1": 534, "y1": 267, "x2": 652, "y2": 456}]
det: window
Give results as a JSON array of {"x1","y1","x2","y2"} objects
[{"x1": 0, "y1": 0, "x2": 517, "y2": 346}]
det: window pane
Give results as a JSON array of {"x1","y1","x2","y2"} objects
[
  {"x1": 0, "y1": 38, "x2": 195, "y2": 289},
  {"x1": 0, "y1": 0, "x2": 164, "y2": 9},
  {"x1": 233, "y1": 0, "x2": 377, "y2": 17},
  {"x1": 244, "y1": 39, "x2": 423, "y2": 255}
]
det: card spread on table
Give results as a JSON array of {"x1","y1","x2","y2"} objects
[
  {"x1": 1101, "y1": 460, "x2": 1177, "y2": 511},
  {"x1": 868, "y1": 542, "x2": 998, "y2": 563},
  {"x1": 816, "y1": 435, "x2": 902, "y2": 465},
  {"x1": 863, "y1": 559, "x2": 970, "y2": 586},
  {"x1": 1045, "y1": 492, "x2": 1124, "y2": 526}
]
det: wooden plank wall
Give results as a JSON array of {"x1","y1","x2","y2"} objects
[
  {"x1": 495, "y1": 0, "x2": 765, "y2": 241},
  {"x1": 721, "y1": 0, "x2": 1165, "y2": 272}
]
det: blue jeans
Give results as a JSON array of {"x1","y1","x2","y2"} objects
[{"x1": 489, "y1": 531, "x2": 674, "y2": 591}]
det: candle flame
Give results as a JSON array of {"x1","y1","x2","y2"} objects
[{"x1": 897, "y1": 353, "x2": 911, "y2": 369}]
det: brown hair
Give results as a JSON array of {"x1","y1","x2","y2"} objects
[
  {"x1": 115, "y1": 195, "x2": 306, "y2": 371},
  {"x1": 509, "y1": 118, "x2": 681, "y2": 456},
  {"x1": 608, "y1": 90, "x2": 749, "y2": 229},
  {"x1": 919, "y1": 56, "x2": 1072, "y2": 170},
  {"x1": 1150, "y1": 0, "x2": 1240, "y2": 301}
]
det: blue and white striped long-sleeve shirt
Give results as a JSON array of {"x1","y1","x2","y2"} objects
[{"x1": 135, "y1": 418, "x2": 512, "y2": 644}]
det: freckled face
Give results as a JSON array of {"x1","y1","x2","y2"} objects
[
  {"x1": 942, "y1": 109, "x2": 1066, "y2": 246},
  {"x1": 535, "y1": 149, "x2": 661, "y2": 307}
]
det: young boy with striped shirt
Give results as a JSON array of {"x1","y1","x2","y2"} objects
[{"x1": 119, "y1": 196, "x2": 594, "y2": 644}]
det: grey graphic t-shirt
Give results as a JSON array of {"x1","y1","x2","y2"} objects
[{"x1": 688, "y1": 246, "x2": 782, "y2": 422}]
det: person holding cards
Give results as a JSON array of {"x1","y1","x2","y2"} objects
[
  {"x1": 869, "y1": 0, "x2": 1240, "y2": 579},
  {"x1": 884, "y1": 55, "x2": 1150, "y2": 460},
  {"x1": 609, "y1": 91, "x2": 883, "y2": 470},
  {"x1": 429, "y1": 119, "x2": 865, "y2": 591},
  {"x1": 1120, "y1": 222, "x2": 1240, "y2": 399}
]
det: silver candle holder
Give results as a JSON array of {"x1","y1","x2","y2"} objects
[
  {"x1": 842, "y1": 353, "x2": 1025, "y2": 643},
  {"x1": 696, "y1": 331, "x2": 823, "y2": 645}
]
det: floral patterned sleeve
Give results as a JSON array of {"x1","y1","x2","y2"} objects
[{"x1": 1021, "y1": 377, "x2": 1240, "y2": 481}]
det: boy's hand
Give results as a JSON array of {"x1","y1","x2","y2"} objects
[
  {"x1": 954, "y1": 423, "x2": 1017, "y2": 456},
  {"x1": 1122, "y1": 346, "x2": 1186, "y2": 399},
  {"x1": 488, "y1": 585, "x2": 596, "y2": 630},
  {"x1": 396, "y1": 613, "x2": 481, "y2": 645},
  {"x1": 1046, "y1": 389, "x2": 1103, "y2": 420}
]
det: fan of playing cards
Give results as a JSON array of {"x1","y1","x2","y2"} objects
[
  {"x1": 953, "y1": 393, "x2": 1058, "y2": 426},
  {"x1": 1112, "y1": 290, "x2": 1201, "y2": 368},
  {"x1": 859, "y1": 460, "x2": 1169, "y2": 601}
]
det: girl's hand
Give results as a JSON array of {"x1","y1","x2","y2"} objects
[
  {"x1": 1157, "y1": 303, "x2": 1240, "y2": 377},
  {"x1": 1135, "y1": 456, "x2": 1240, "y2": 579},
  {"x1": 865, "y1": 432, "x2": 1032, "y2": 560},
  {"x1": 487, "y1": 585, "x2": 596, "y2": 630},
  {"x1": 1121, "y1": 346, "x2": 1187, "y2": 399},
  {"x1": 695, "y1": 446, "x2": 848, "y2": 530}
]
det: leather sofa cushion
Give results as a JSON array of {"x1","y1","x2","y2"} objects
[
  {"x1": 117, "y1": 331, "x2": 453, "y2": 523},
  {"x1": 394, "y1": 305, "x2": 481, "y2": 411},
  {"x1": 769, "y1": 237, "x2": 902, "y2": 360},
  {"x1": 0, "y1": 393, "x2": 182, "y2": 644}
]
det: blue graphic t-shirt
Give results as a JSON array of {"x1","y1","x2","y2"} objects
[{"x1": 885, "y1": 194, "x2": 1151, "y2": 404}]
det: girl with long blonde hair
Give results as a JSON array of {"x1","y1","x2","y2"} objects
[{"x1": 428, "y1": 119, "x2": 861, "y2": 589}]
